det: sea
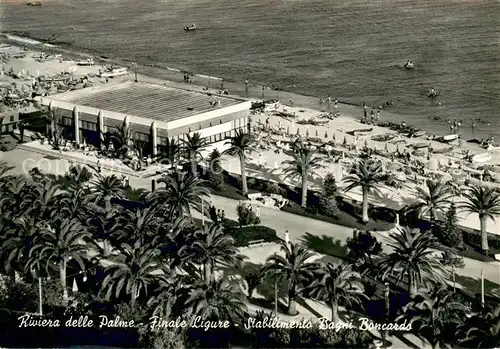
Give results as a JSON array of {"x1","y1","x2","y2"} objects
[{"x1": 1, "y1": 0, "x2": 499, "y2": 140}]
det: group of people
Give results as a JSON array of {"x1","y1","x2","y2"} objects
[
  {"x1": 318, "y1": 95, "x2": 340, "y2": 116},
  {"x1": 362, "y1": 102, "x2": 381, "y2": 125}
]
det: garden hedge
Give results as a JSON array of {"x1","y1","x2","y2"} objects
[{"x1": 225, "y1": 225, "x2": 278, "y2": 247}]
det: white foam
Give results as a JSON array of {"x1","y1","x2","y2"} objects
[{"x1": 3, "y1": 34, "x2": 55, "y2": 47}]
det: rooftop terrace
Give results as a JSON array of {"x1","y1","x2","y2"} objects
[{"x1": 47, "y1": 81, "x2": 244, "y2": 122}]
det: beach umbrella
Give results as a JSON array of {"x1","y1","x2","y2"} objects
[{"x1": 72, "y1": 278, "x2": 79, "y2": 292}]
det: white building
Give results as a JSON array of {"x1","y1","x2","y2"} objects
[{"x1": 36, "y1": 81, "x2": 251, "y2": 157}]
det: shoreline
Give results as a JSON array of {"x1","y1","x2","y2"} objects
[{"x1": 0, "y1": 33, "x2": 497, "y2": 167}]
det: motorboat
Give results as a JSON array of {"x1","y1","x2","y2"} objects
[
  {"x1": 27, "y1": 1, "x2": 42, "y2": 6},
  {"x1": 76, "y1": 58, "x2": 94, "y2": 66},
  {"x1": 404, "y1": 62, "x2": 414, "y2": 69},
  {"x1": 441, "y1": 134, "x2": 459, "y2": 142},
  {"x1": 99, "y1": 66, "x2": 128, "y2": 78},
  {"x1": 184, "y1": 24, "x2": 196, "y2": 31},
  {"x1": 472, "y1": 152, "x2": 492, "y2": 164}
]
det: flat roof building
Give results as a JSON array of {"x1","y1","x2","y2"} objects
[{"x1": 37, "y1": 81, "x2": 251, "y2": 157}]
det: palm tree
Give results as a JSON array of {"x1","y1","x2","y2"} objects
[
  {"x1": 459, "y1": 185, "x2": 500, "y2": 254},
  {"x1": 159, "y1": 138, "x2": 181, "y2": 168},
  {"x1": 101, "y1": 241, "x2": 166, "y2": 304},
  {"x1": 90, "y1": 174, "x2": 125, "y2": 205},
  {"x1": 64, "y1": 164, "x2": 93, "y2": 190},
  {"x1": 24, "y1": 180, "x2": 66, "y2": 222},
  {"x1": 1, "y1": 217, "x2": 42, "y2": 273},
  {"x1": 190, "y1": 223, "x2": 240, "y2": 282},
  {"x1": 405, "y1": 180, "x2": 452, "y2": 223},
  {"x1": 43, "y1": 108, "x2": 63, "y2": 149},
  {"x1": 86, "y1": 200, "x2": 122, "y2": 257},
  {"x1": 148, "y1": 171, "x2": 209, "y2": 220},
  {"x1": 31, "y1": 218, "x2": 90, "y2": 301},
  {"x1": 184, "y1": 276, "x2": 247, "y2": 323},
  {"x1": 120, "y1": 207, "x2": 162, "y2": 244},
  {"x1": 0, "y1": 160, "x2": 14, "y2": 185},
  {"x1": 397, "y1": 287, "x2": 469, "y2": 349},
  {"x1": 379, "y1": 227, "x2": 448, "y2": 298},
  {"x1": 283, "y1": 143, "x2": 323, "y2": 207},
  {"x1": 264, "y1": 241, "x2": 316, "y2": 315},
  {"x1": 60, "y1": 188, "x2": 93, "y2": 222},
  {"x1": 181, "y1": 132, "x2": 207, "y2": 176},
  {"x1": 306, "y1": 263, "x2": 366, "y2": 322},
  {"x1": 343, "y1": 158, "x2": 384, "y2": 223},
  {"x1": 461, "y1": 305, "x2": 500, "y2": 348},
  {"x1": 111, "y1": 122, "x2": 132, "y2": 158},
  {"x1": 224, "y1": 130, "x2": 255, "y2": 195},
  {"x1": 223, "y1": 258, "x2": 262, "y2": 300}
]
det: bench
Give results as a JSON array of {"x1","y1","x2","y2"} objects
[{"x1": 248, "y1": 239, "x2": 265, "y2": 247}]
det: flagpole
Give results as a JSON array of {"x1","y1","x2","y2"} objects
[{"x1": 481, "y1": 270, "x2": 484, "y2": 307}]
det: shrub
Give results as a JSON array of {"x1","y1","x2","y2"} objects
[
  {"x1": 346, "y1": 230, "x2": 382, "y2": 267},
  {"x1": 322, "y1": 173, "x2": 338, "y2": 197},
  {"x1": 319, "y1": 195, "x2": 341, "y2": 220},
  {"x1": 260, "y1": 181, "x2": 287, "y2": 196},
  {"x1": 207, "y1": 149, "x2": 226, "y2": 191},
  {"x1": 434, "y1": 204, "x2": 463, "y2": 249},
  {"x1": 236, "y1": 202, "x2": 261, "y2": 226},
  {"x1": 225, "y1": 225, "x2": 278, "y2": 247},
  {"x1": 462, "y1": 229, "x2": 500, "y2": 250}
]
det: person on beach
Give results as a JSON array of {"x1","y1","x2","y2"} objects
[
  {"x1": 97, "y1": 160, "x2": 101, "y2": 173},
  {"x1": 245, "y1": 80, "x2": 249, "y2": 91},
  {"x1": 363, "y1": 102, "x2": 368, "y2": 118},
  {"x1": 265, "y1": 117, "x2": 270, "y2": 128},
  {"x1": 370, "y1": 109, "x2": 375, "y2": 124},
  {"x1": 376, "y1": 109, "x2": 380, "y2": 122},
  {"x1": 327, "y1": 95, "x2": 332, "y2": 104},
  {"x1": 319, "y1": 99, "x2": 324, "y2": 105},
  {"x1": 334, "y1": 99, "x2": 338, "y2": 115}
]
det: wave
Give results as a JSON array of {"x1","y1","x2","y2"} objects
[{"x1": 1, "y1": 33, "x2": 55, "y2": 47}]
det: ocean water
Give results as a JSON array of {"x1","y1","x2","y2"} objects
[{"x1": 2, "y1": 0, "x2": 500, "y2": 139}]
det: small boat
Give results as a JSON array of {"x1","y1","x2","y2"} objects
[
  {"x1": 184, "y1": 24, "x2": 197, "y2": 31},
  {"x1": 27, "y1": 1, "x2": 42, "y2": 6},
  {"x1": 263, "y1": 99, "x2": 280, "y2": 112},
  {"x1": 413, "y1": 130, "x2": 426, "y2": 138},
  {"x1": 99, "y1": 67, "x2": 128, "y2": 78},
  {"x1": 442, "y1": 134, "x2": 459, "y2": 142},
  {"x1": 404, "y1": 62, "x2": 414, "y2": 69},
  {"x1": 472, "y1": 152, "x2": 492, "y2": 164},
  {"x1": 76, "y1": 58, "x2": 94, "y2": 66}
]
